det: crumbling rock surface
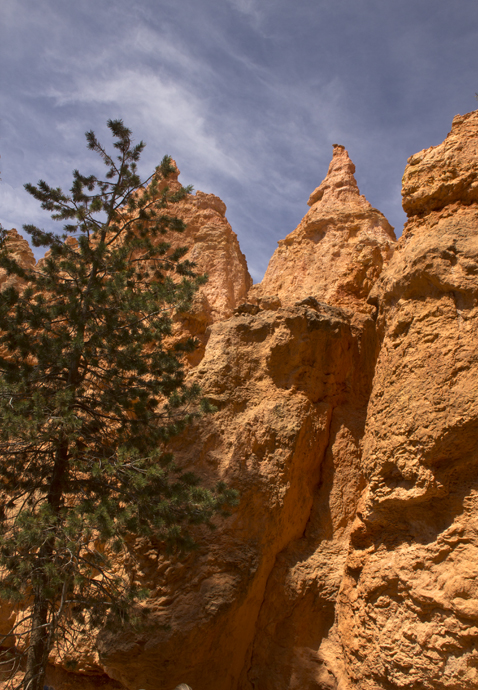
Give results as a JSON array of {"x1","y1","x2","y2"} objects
[
  {"x1": 96, "y1": 299, "x2": 376, "y2": 690},
  {"x1": 249, "y1": 145, "x2": 396, "y2": 315},
  {"x1": 155, "y1": 168, "x2": 252, "y2": 365},
  {"x1": 93, "y1": 145, "x2": 395, "y2": 690},
  {"x1": 338, "y1": 109, "x2": 478, "y2": 689},
  {"x1": 0, "y1": 229, "x2": 35, "y2": 290},
  {"x1": 172, "y1": 189, "x2": 252, "y2": 323},
  {"x1": 402, "y1": 111, "x2": 478, "y2": 217}
]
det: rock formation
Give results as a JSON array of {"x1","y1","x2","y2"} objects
[
  {"x1": 249, "y1": 145, "x2": 395, "y2": 314},
  {"x1": 0, "y1": 228, "x2": 35, "y2": 290},
  {"x1": 3, "y1": 110, "x2": 478, "y2": 690},
  {"x1": 338, "y1": 109, "x2": 478, "y2": 689},
  {"x1": 90, "y1": 149, "x2": 396, "y2": 690},
  {"x1": 151, "y1": 166, "x2": 253, "y2": 364},
  {"x1": 171, "y1": 187, "x2": 252, "y2": 324},
  {"x1": 96, "y1": 297, "x2": 377, "y2": 690}
]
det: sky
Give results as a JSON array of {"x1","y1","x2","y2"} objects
[{"x1": 1, "y1": 0, "x2": 478, "y2": 282}]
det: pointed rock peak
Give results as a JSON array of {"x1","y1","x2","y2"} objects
[
  {"x1": 307, "y1": 144, "x2": 365, "y2": 207},
  {"x1": 169, "y1": 158, "x2": 180, "y2": 182},
  {"x1": 4, "y1": 228, "x2": 35, "y2": 266},
  {"x1": 5, "y1": 228, "x2": 24, "y2": 242}
]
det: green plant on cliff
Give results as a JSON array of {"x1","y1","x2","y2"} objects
[{"x1": 0, "y1": 120, "x2": 237, "y2": 690}]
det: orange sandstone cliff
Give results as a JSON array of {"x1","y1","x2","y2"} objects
[
  {"x1": 161, "y1": 166, "x2": 252, "y2": 327},
  {"x1": 150, "y1": 168, "x2": 253, "y2": 364},
  {"x1": 3, "y1": 110, "x2": 478, "y2": 690},
  {"x1": 338, "y1": 110, "x2": 478, "y2": 689}
]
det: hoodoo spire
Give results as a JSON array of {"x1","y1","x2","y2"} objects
[
  {"x1": 308, "y1": 144, "x2": 363, "y2": 207},
  {"x1": 248, "y1": 145, "x2": 396, "y2": 314}
]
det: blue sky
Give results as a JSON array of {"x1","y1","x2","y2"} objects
[{"x1": 2, "y1": 0, "x2": 478, "y2": 281}]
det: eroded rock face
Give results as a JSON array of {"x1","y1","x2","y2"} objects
[
  {"x1": 249, "y1": 145, "x2": 396, "y2": 314},
  {"x1": 0, "y1": 229, "x2": 35, "y2": 289},
  {"x1": 172, "y1": 188, "x2": 251, "y2": 316},
  {"x1": 96, "y1": 300, "x2": 376, "y2": 690},
  {"x1": 154, "y1": 168, "x2": 252, "y2": 365},
  {"x1": 402, "y1": 111, "x2": 478, "y2": 217},
  {"x1": 338, "y1": 110, "x2": 478, "y2": 689},
  {"x1": 92, "y1": 147, "x2": 394, "y2": 690},
  {"x1": 5, "y1": 112, "x2": 478, "y2": 690}
]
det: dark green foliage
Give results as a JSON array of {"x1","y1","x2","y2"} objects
[{"x1": 0, "y1": 121, "x2": 238, "y2": 690}]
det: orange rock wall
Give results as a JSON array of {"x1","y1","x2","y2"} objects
[
  {"x1": 155, "y1": 175, "x2": 252, "y2": 364},
  {"x1": 95, "y1": 146, "x2": 397, "y2": 690},
  {"x1": 97, "y1": 301, "x2": 377, "y2": 690},
  {"x1": 338, "y1": 110, "x2": 478, "y2": 689},
  {"x1": 135, "y1": 168, "x2": 252, "y2": 364},
  {"x1": 0, "y1": 229, "x2": 35, "y2": 289}
]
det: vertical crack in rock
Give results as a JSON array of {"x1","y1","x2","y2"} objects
[
  {"x1": 241, "y1": 400, "x2": 337, "y2": 690},
  {"x1": 243, "y1": 309, "x2": 378, "y2": 690},
  {"x1": 97, "y1": 299, "x2": 364, "y2": 690}
]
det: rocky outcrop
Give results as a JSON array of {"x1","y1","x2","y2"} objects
[
  {"x1": 100, "y1": 114, "x2": 478, "y2": 690},
  {"x1": 0, "y1": 229, "x2": 35, "y2": 289},
  {"x1": 249, "y1": 145, "x2": 396, "y2": 314},
  {"x1": 236, "y1": 149, "x2": 395, "y2": 690},
  {"x1": 93, "y1": 148, "x2": 395, "y2": 690},
  {"x1": 154, "y1": 167, "x2": 253, "y2": 365},
  {"x1": 96, "y1": 299, "x2": 377, "y2": 690},
  {"x1": 172, "y1": 188, "x2": 252, "y2": 324},
  {"x1": 338, "y1": 109, "x2": 478, "y2": 689},
  {"x1": 402, "y1": 112, "x2": 478, "y2": 216}
]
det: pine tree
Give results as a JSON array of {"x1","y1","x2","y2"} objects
[{"x1": 0, "y1": 120, "x2": 237, "y2": 690}]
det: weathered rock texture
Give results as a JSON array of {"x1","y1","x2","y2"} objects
[
  {"x1": 97, "y1": 299, "x2": 377, "y2": 690},
  {"x1": 0, "y1": 229, "x2": 35, "y2": 290},
  {"x1": 148, "y1": 164, "x2": 252, "y2": 326},
  {"x1": 92, "y1": 150, "x2": 396, "y2": 689},
  {"x1": 337, "y1": 109, "x2": 478, "y2": 689},
  {"x1": 155, "y1": 167, "x2": 252, "y2": 364},
  {"x1": 249, "y1": 145, "x2": 396, "y2": 314},
  {"x1": 172, "y1": 188, "x2": 252, "y2": 323},
  {"x1": 4, "y1": 111, "x2": 478, "y2": 690}
]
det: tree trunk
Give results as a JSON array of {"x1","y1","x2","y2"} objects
[
  {"x1": 24, "y1": 438, "x2": 68, "y2": 690},
  {"x1": 23, "y1": 588, "x2": 50, "y2": 690}
]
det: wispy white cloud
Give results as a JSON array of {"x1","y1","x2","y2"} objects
[
  {"x1": 47, "y1": 69, "x2": 246, "y2": 181},
  {"x1": 227, "y1": 0, "x2": 261, "y2": 20}
]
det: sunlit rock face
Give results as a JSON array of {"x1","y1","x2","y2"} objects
[
  {"x1": 249, "y1": 144, "x2": 396, "y2": 315},
  {"x1": 338, "y1": 110, "x2": 478, "y2": 690},
  {"x1": 152, "y1": 167, "x2": 253, "y2": 366},
  {"x1": 0, "y1": 228, "x2": 35, "y2": 289},
  {"x1": 98, "y1": 298, "x2": 377, "y2": 690},
  {"x1": 95, "y1": 148, "x2": 393, "y2": 690},
  {"x1": 402, "y1": 111, "x2": 478, "y2": 217}
]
